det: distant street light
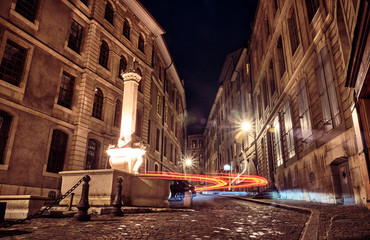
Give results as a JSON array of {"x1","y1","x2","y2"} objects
[{"x1": 242, "y1": 121, "x2": 251, "y2": 132}]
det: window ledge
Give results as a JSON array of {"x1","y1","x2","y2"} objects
[
  {"x1": 42, "y1": 165, "x2": 62, "y2": 178},
  {"x1": 0, "y1": 164, "x2": 9, "y2": 171},
  {"x1": 9, "y1": 8, "x2": 39, "y2": 32}
]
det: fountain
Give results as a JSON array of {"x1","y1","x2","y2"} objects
[
  {"x1": 59, "y1": 59, "x2": 170, "y2": 208},
  {"x1": 107, "y1": 59, "x2": 146, "y2": 173}
]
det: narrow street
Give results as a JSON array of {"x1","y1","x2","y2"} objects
[{"x1": 1, "y1": 195, "x2": 308, "y2": 239}]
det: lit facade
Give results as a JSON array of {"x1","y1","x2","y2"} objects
[
  {"x1": 204, "y1": 0, "x2": 370, "y2": 206},
  {"x1": 0, "y1": 0, "x2": 186, "y2": 197},
  {"x1": 204, "y1": 48, "x2": 255, "y2": 177},
  {"x1": 186, "y1": 134, "x2": 205, "y2": 174}
]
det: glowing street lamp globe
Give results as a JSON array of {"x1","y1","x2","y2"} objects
[
  {"x1": 185, "y1": 159, "x2": 192, "y2": 166},
  {"x1": 242, "y1": 121, "x2": 251, "y2": 132}
]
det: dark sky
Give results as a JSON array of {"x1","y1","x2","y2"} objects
[{"x1": 140, "y1": 0, "x2": 258, "y2": 134}]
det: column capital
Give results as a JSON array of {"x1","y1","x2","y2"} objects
[{"x1": 121, "y1": 71, "x2": 141, "y2": 84}]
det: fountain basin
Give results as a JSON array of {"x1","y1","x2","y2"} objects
[{"x1": 59, "y1": 169, "x2": 170, "y2": 208}]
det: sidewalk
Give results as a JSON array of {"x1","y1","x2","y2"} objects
[{"x1": 231, "y1": 196, "x2": 370, "y2": 240}]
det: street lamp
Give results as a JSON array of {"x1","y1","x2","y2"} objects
[
  {"x1": 183, "y1": 156, "x2": 193, "y2": 180},
  {"x1": 241, "y1": 121, "x2": 251, "y2": 132}
]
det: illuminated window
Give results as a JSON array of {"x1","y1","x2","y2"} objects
[
  {"x1": 164, "y1": 105, "x2": 168, "y2": 124},
  {"x1": 114, "y1": 99, "x2": 121, "y2": 127},
  {"x1": 15, "y1": 0, "x2": 39, "y2": 22},
  {"x1": 85, "y1": 139, "x2": 99, "y2": 170},
  {"x1": 123, "y1": 20, "x2": 130, "y2": 40},
  {"x1": 315, "y1": 47, "x2": 341, "y2": 131},
  {"x1": 297, "y1": 79, "x2": 313, "y2": 145},
  {"x1": 104, "y1": 2, "x2": 114, "y2": 25},
  {"x1": 58, "y1": 72, "x2": 75, "y2": 109},
  {"x1": 92, "y1": 88, "x2": 103, "y2": 120},
  {"x1": 0, "y1": 40, "x2": 26, "y2": 86},
  {"x1": 283, "y1": 101, "x2": 295, "y2": 158},
  {"x1": 192, "y1": 140, "x2": 196, "y2": 148},
  {"x1": 47, "y1": 130, "x2": 68, "y2": 173},
  {"x1": 274, "y1": 115, "x2": 283, "y2": 167},
  {"x1": 68, "y1": 20, "x2": 83, "y2": 53},
  {"x1": 99, "y1": 41, "x2": 109, "y2": 69},
  {"x1": 0, "y1": 111, "x2": 12, "y2": 164}
]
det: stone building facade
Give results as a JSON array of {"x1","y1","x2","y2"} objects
[
  {"x1": 186, "y1": 134, "x2": 205, "y2": 174},
  {"x1": 204, "y1": 0, "x2": 370, "y2": 206},
  {"x1": 0, "y1": 0, "x2": 186, "y2": 197},
  {"x1": 204, "y1": 48, "x2": 256, "y2": 178}
]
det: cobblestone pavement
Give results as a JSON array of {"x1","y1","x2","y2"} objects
[
  {"x1": 0, "y1": 195, "x2": 309, "y2": 240},
  {"x1": 234, "y1": 196, "x2": 370, "y2": 240}
]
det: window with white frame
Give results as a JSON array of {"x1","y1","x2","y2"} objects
[
  {"x1": 315, "y1": 46, "x2": 341, "y2": 131},
  {"x1": 297, "y1": 79, "x2": 313, "y2": 145},
  {"x1": 283, "y1": 101, "x2": 295, "y2": 158},
  {"x1": 274, "y1": 115, "x2": 283, "y2": 167}
]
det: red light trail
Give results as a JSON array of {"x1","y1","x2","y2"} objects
[{"x1": 139, "y1": 172, "x2": 268, "y2": 191}]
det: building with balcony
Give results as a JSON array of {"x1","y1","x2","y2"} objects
[{"x1": 0, "y1": 0, "x2": 186, "y2": 197}]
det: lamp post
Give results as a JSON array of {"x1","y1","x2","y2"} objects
[{"x1": 184, "y1": 157, "x2": 192, "y2": 180}]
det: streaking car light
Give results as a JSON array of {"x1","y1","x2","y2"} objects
[{"x1": 139, "y1": 172, "x2": 268, "y2": 191}]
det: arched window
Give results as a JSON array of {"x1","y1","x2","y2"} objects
[
  {"x1": 154, "y1": 163, "x2": 159, "y2": 172},
  {"x1": 104, "y1": 2, "x2": 114, "y2": 25},
  {"x1": 0, "y1": 111, "x2": 12, "y2": 164},
  {"x1": 47, "y1": 130, "x2": 68, "y2": 173},
  {"x1": 123, "y1": 20, "x2": 130, "y2": 40},
  {"x1": 118, "y1": 56, "x2": 127, "y2": 78},
  {"x1": 85, "y1": 139, "x2": 99, "y2": 170},
  {"x1": 138, "y1": 34, "x2": 144, "y2": 52},
  {"x1": 114, "y1": 99, "x2": 121, "y2": 127},
  {"x1": 92, "y1": 88, "x2": 103, "y2": 120},
  {"x1": 99, "y1": 41, "x2": 109, "y2": 69}
]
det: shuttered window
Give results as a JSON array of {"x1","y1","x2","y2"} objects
[
  {"x1": 315, "y1": 47, "x2": 341, "y2": 131},
  {"x1": 274, "y1": 115, "x2": 283, "y2": 167},
  {"x1": 297, "y1": 79, "x2": 313, "y2": 146},
  {"x1": 284, "y1": 101, "x2": 295, "y2": 158}
]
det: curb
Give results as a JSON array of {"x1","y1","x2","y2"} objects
[{"x1": 229, "y1": 196, "x2": 319, "y2": 240}]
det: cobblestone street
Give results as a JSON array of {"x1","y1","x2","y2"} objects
[
  {"x1": 1, "y1": 195, "x2": 309, "y2": 240},
  {"x1": 1, "y1": 195, "x2": 370, "y2": 239}
]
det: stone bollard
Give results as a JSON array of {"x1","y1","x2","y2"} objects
[
  {"x1": 183, "y1": 190, "x2": 192, "y2": 208},
  {"x1": 74, "y1": 175, "x2": 91, "y2": 221},
  {"x1": 111, "y1": 176, "x2": 124, "y2": 216}
]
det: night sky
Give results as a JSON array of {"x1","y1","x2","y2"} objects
[{"x1": 140, "y1": 0, "x2": 258, "y2": 134}]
